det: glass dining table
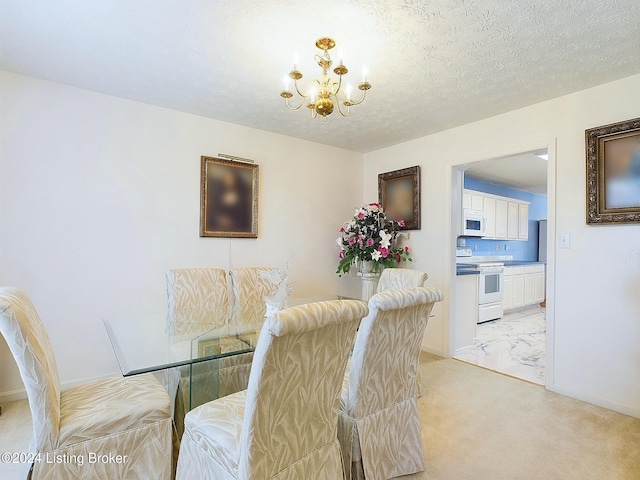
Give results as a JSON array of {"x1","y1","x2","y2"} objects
[{"x1": 104, "y1": 295, "x2": 360, "y2": 411}]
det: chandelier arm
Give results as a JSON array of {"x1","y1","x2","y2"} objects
[
  {"x1": 348, "y1": 87, "x2": 367, "y2": 106},
  {"x1": 284, "y1": 95, "x2": 308, "y2": 111},
  {"x1": 336, "y1": 100, "x2": 351, "y2": 117},
  {"x1": 293, "y1": 78, "x2": 308, "y2": 98},
  {"x1": 331, "y1": 74, "x2": 343, "y2": 96}
]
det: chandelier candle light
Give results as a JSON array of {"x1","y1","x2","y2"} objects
[{"x1": 280, "y1": 37, "x2": 371, "y2": 121}]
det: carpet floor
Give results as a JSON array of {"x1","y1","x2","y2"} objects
[{"x1": 1, "y1": 354, "x2": 638, "y2": 479}]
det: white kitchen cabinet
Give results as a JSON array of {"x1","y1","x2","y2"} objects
[
  {"x1": 463, "y1": 191, "x2": 484, "y2": 212},
  {"x1": 534, "y1": 265, "x2": 545, "y2": 303},
  {"x1": 507, "y1": 202, "x2": 519, "y2": 239},
  {"x1": 495, "y1": 199, "x2": 508, "y2": 239},
  {"x1": 512, "y1": 268, "x2": 525, "y2": 309},
  {"x1": 463, "y1": 189, "x2": 529, "y2": 241},
  {"x1": 502, "y1": 272, "x2": 513, "y2": 311},
  {"x1": 524, "y1": 266, "x2": 536, "y2": 305},
  {"x1": 503, "y1": 264, "x2": 546, "y2": 312},
  {"x1": 463, "y1": 192, "x2": 471, "y2": 210},
  {"x1": 483, "y1": 196, "x2": 496, "y2": 238},
  {"x1": 518, "y1": 203, "x2": 529, "y2": 240}
]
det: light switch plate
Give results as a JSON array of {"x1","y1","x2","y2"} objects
[{"x1": 559, "y1": 233, "x2": 571, "y2": 249}]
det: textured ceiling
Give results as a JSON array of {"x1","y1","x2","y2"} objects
[
  {"x1": 464, "y1": 152, "x2": 549, "y2": 195},
  {"x1": 1, "y1": 0, "x2": 639, "y2": 153}
]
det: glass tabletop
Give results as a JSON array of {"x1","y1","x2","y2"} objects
[{"x1": 104, "y1": 295, "x2": 359, "y2": 377}]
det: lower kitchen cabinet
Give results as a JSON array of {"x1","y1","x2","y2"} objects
[{"x1": 503, "y1": 264, "x2": 545, "y2": 312}]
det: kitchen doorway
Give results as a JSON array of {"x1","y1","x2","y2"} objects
[{"x1": 449, "y1": 145, "x2": 556, "y2": 389}]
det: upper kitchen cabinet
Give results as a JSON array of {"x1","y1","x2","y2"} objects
[{"x1": 464, "y1": 189, "x2": 530, "y2": 241}]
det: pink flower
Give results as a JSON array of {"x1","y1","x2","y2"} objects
[
  {"x1": 404, "y1": 246, "x2": 409, "y2": 253},
  {"x1": 369, "y1": 203, "x2": 381, "y2": 208},
  {"x1": 339, "y1": 227, "x2": 344, "y2": 232},
  {"x1": 396, "y1": 254, "x2": 402, "y2": 264},
  {"x1": 397, "y1": 220, "x2": 405, "y2": 227},
  {"x1": 378, "y1": 246, "x2": 389, "y2": 258},
  {"x1": 339, "y1": 251, "x2": 344, "y2": 259},
  {"x1": 357, "y1": 212, "x2": 365, "y2": 219},
  {"x1": 366, "y1": 238, "x2": 374, "y2": 247},
  {"x1": 349, "y1": 237, "x2": 356, "y2": 244}
]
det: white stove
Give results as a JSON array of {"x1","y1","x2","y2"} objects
[{"x1": 456, "y1": 251, "x2": 508, "y2": 323}]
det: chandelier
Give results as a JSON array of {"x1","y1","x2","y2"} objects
[{"x1": 280, "y1": 37, "x2": 371, "y2": 122}]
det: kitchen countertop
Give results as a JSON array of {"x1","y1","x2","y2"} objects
[
  {"x1": 503, "y1": 261, "x2": 546, "y2": 266},
  {"x1": 456, "y1": 264, "x2": 480, "y2": 276},
  {"x1": 456, "y1": 259, "x2": 545, "y2": 275}
]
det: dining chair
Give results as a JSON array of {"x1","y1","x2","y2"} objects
[
  {"x1": 338, "y1": 286, "x2": 444, "y2": 480},
  {"x1": 228, "y1": 266, "x2": 279, "y2": 347},
  {"x1": 375, "y1": 268, "x2": 428, "y2": 293},
  {"x1": 175, "y1": 299, "x2": 369, "y2": 480},
  {"x1": 165, "y1": 268, "x2": 253, "y2": 414},
  {"x1": 228, "y1": 266, "x2": 280, "y2": 324},
  {"x1": 0, "y1": 286, "x2": 172, "y2": 479}
]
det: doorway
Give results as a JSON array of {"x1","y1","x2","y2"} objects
[{"x1": 449, "y1": 145, "x2": 555, "y2": 389}]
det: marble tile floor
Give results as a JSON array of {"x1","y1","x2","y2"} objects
[{"x1": 454, "y1": 305, "x2": 546, "y2": 385}]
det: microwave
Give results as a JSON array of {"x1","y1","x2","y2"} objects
[{"x1": 462, "y1": 209, "x2": 486, "y2": 237}]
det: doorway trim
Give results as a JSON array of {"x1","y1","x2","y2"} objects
[{"x1": 446, "y1": 138, "x2": 557, "y2": 391}]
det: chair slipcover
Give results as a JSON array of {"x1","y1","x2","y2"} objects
[
  {"x1": 338, "y1": 287, "x2": 444, "y2": 480},
  {"x1": 175, "y1": 299, "x2": 369, "y2": 480},
  {"x1": 165, "y1": 268, "x2": 253, "y2": 412},
  {"x1": 0, "y1": 286, "x2": 172, "y2": 480},
  {"x1": 229, "y1": 267, "x2": 278, "y2": 328},
  {"x1": 376, "y1": 268, "x2": 429, "y2": 293},
  {"x1": 375, "y1": 269, "x2": 431, "y2": 398}
]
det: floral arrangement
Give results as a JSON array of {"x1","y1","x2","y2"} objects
[{"x1": 336, "y1": 203, "x2": 412, "y2": 275}]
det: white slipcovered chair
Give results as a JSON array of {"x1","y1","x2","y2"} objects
[
  {"x1": 376, "y1": 268, "x2": 428, "y2": 293},
  {"x1": 165, "y1": 268, "x2": 253, "y2": 415},
  {"x1": 228, "y1": 267, "x2": 278, "y2": 326},
  {"x1": 175, "y1": 299, "x2": 369, "y2": 480},
  {"x1": 0, "y1": 286, "x2": 172, "y2": 479},
  {"x1": 338, "y1": 287, "x2": 444, "y2": 480},
  {"x1": 228, "y1": 267, "x2": 279, "y2": 347}
]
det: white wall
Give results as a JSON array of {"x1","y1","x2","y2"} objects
[
  {"x1": 363, "y1": 74, "x2": 640, "y2": 418},
  {"x1": 0, "y1": 71, "x2": 363, "y2": 399}
]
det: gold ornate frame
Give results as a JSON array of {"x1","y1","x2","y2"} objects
[
  {"x1": 200, "y1": 156, "x2": 259, "y2": 237},
  {"x1": 378, "y1": 165, "x2": 421, "y2": 230},
  {"x1": 586, "y1": 117, "x2": 640, "y2": 225}
]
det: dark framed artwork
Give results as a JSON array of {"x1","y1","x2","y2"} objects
[
  {"x1": 200, "y1": 156, "x2": 259, "y2": 237},
  {"x1": 586, "y1": 117, "x2": 640, "y2": 225},
  {"x1": 378, "y1": 165, "x2": 421, "y2": 230}
]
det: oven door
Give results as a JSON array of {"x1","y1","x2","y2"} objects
[{"x1": 478, "y1": 267, "x2": 504, "y2": 304}]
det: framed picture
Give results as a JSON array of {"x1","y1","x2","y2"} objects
[
  {"x1": 586, "y1": 117, "x2": 640, "y2": 225},
  {"x1": 198, "y1": 339, "x2": 222, "y2": 358},
  {"x1": 378, "y1": 165, "x2": 421, "y2": 230},
  {"x1": 200, "y1": 156, "x2": 259, "y2": 237}
]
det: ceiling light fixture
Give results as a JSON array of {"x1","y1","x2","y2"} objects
[{"x1": 280, "y1": 37, "x2": 371, "y2": 122}]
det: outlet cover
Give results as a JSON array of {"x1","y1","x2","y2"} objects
[{"x1": 560, "y1": 233, "x2": 571, "y2": 249}]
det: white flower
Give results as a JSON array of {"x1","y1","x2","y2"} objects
[
  {"x1": 371, "y1": 250, "x2": 382, "y2": 261},
  {"x1": 336, "y1": 237, "x2": 343, "y2": 248},
  {"x1": 380, "y1": 230, "x2": 392, "y2": 248}
]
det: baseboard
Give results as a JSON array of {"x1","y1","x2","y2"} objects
[
  {"x1": 553, "y1": 383, "x2": 640, "y2": 419},
  {"x1": 0, "y1": 387, "x2": 27, "y2": 403},
  {"x1": 0, "y1": 372, "x2": 120, "y2": 405},
  {"x1": 420, "y1": 344, "x2": 444, "y2": 357}
]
